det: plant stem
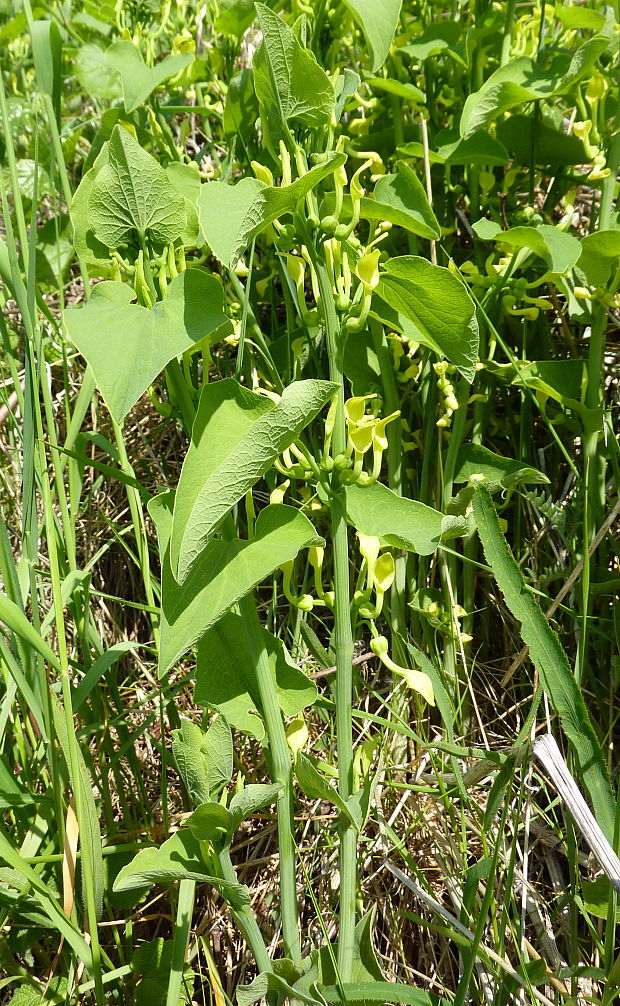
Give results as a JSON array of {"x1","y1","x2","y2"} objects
[
  {"x1": 306, "y1": 238, "x2": 356, "y2": 981},
  {"x1": 218, "y1": 847, "x2": 273, "y2": 975},
  {"x1": 239, "y1": 593, "x2": 301, "y2": 965},
  {"x1": 166, "y1": 879, "x2": 195, "y2": 1006}
]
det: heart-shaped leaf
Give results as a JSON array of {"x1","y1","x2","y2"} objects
[
  {"x1": 496, "y1": 114, "x2": 587, "y2": 167},
  {"x1": 342, "y1": 0, "x2": 403, "y2": 71},
  {"x1": 453, "y1": 444, "x2": 549, "y2": 490},
  {"x1": 195, "y1": 611, "x2": 317, "y2": 740},
  {"x1": 88, "y1": 125, "x2": 187, "y2": 249},
  {"x1": 472, "y1": 220, "x2": 581, "y2": 275},
  {"x1": 402, "y1": 20, "x2": 464, "y2": 64},
  {"x1": 345, "y1": 481, "x2": 465, "y2": 555},
  {"x1": 75, "y1": 42, "x2": 122, "y2": 100},
  {"x1": 105, "y1": 40, "x2": 193, "y2": 113},
  {"x1": 171, "y1": 378, "x2": 336, "y2": 583},
  {"x1": 172, "y1": 716, "x2": 233, "y2": 805},
  {"x1": 229, "y1": 783, "x2": 283, "y2": 831},
  {"x1": 296, "y1": 753, "x2": 361, "y2": 829},
  {"x1": 186, "y1": 802, "x2": 233, "y2": 841},
  {"x1": 198, "y1": 153, "x2": 346, "y2": 269},
  {"x1": 253, "y1": 3, "x2": 334, "y2": 144},
  {"x1": 374, "y1": 256, "x2": 479, "y2": 382},
  {"x1": 63, "y1": 268, "x2": 231, "y2": 424},
  {"x1": 372, "y1": 162, "x2": 440, "y2": 239},
  {"x1": 576, "y1": 230, "x2": 620, "y2": 289},
  {"x1": 434, "y1": 128, "x2": 509, "y2": 166},
  {"x1": 113, "y1": 830, "x2": 249, "y2": 907},
  {"x1": 150, "y1": 495, "x2": 324, "y2": 674},
  {"x1": 460, "y1": 34, "x2": 608, "y2": 138}
]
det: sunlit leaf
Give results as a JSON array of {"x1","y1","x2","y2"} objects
[
  {"x1": 460, "y1": 35, "x2": 608, "y2": 137},
  {"x1": 105, "y1": 40, "x2": 193, "y2": 113},
  {"x1": 88, "y1": 125, "x2": 186, "y2": 248},
  {"x1": 171, "y1": 378, "x2": 335, "y2": 582},
  {"x1": 342, "y1": 0, "x2": 403, "y2": 71},
  {"x1": 64, "y1": 269, "x2": 231, "y2": 424},
  {"x1": 151, "y1": 495, "x2": 324, "y2": 674},
  {"x1": 195, "y1": 612, "x2": 317, "y2": 740},
  {"x1": 374, "y1": 256, "x2": 479, "y2": 381},
  {"x1": 198, "y1": 153, "x2": 346, "y2": 269}
]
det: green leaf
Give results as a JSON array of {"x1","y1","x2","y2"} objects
[
  {"x1": 472, "y1": 485, "x2": 615, "y2": 841},
  {"x1": 35, "y1": 214, "x2": 74, "y2": 286},
  {"x1": 229, "y1": 783, "x2": 283, "y2": 830},
  {"x1": 343, "y1": 328, "x2": 381, "y2": 396},
  {"x1": 6, "y1": 978, "x2": 68, "y2": 1006},
  {"x1": 253, "y1": 3, "x2": 334, "y2": 143},
  {"x1": 223, "y1": 68, "x2": 260, "y2": 140},
  {"x1": 72, "y1": 642, "x2": 138, "y2": 713},
  {"x1": 342, "y1": 0, "x2": 403, "y2": 71},
  {"x1": 186, "y1": 802, "x2": 233, "y2": 841},
  {"x1": 75, "y1": 43, "x2": 122, "y2": 100},
  {"x1": 64, "y1": 269, "x2": 230, "y2": 425},
  {"x1": 0, "y1": 829, "x2": 93, "y2": 968},
  {"x1": 581, "y1": 876, "x2": 620, "y2": 922},
  {"x1": 453, "y1": 443, "x2": 549, "y2": 490},
  {"x1": 374, "y1": 256, "x2": 479, "y2": 382},
  {"x1": 496, "y1": 114, "x2": 588, "y2": 167},
  {"x1": 576, "y1": 230, "x2": 620, "y2": 289},
  {"x1": 0, "y1": 593, "x2": 60, "y2": 671},
  {"x1": 371, "y1": 162, "x2": 440, "y2": 239},
  {"x1": 132, "y1": 938, "x2": 194, "y2": 1006},
  {"x1": 165, "y1": 161, "x2": 201, "y2": 246},
  {"x1": 345, "y1": 481, "x2": 465, "y2": 554},
  {"x1": 198, "y1": 153, "x2": 346, "y2": 269},
  {"x1": 364, "y1": 76, "x2": 425, "y2": 103},
  {"x1": 105, "y1": 41, "x2": 193, "y2": 113},
  {"x1": 51, "y1": 694, "x2": 104, "y2": 921},
  {"x1": 112, "y1": 830, "x2": 249, "y2": 906},
  {"x1": 296, "y1": 753, "x2": 361, "y2": 829},
  {"x1": 172, "y1": 716, "x2": 233, "y2": 805},
  {"x1": 402, "y1": 21, "x2": 465, "y2": 64},
  {"x1": 334, "y1": 68, "x2": 361, "y2": 120},
  {"x1": 195, "y1": 611, "x2": 317, "y2": 740},
  {"x1": 237, "y1": 970, "x2": 322, "y2": 1006},
  {"x1": 31, "y1": 19, "x2": 62, "y2": 121},
  {"x1": 215, "y1": 0, "x2": 258, "y2": 35},
  {"x1": 460, "y1": 35, "x2": 609, "y2": 137},
  {"x1": 88, "y1": 125, "x2": 188, "y2": 249},
  {"x1": 171, "y1": 378, "x2": 335, "y2": 583},
  {"x1": 70, "y1": 147, "x2": 114, "y2": 272},
  {"x1": 553, "y1": 3, "x2": 606, "y2": 31},
  {"x1": 484, "y1": 358, "x2": 588, "y2": 414},
  {"x1": 472, "y1": 220, "x2": 581, "y2": 275},
  {"x1": 318, "y1": 910, "x2": 384, "y2": 985},
  {"x1": 434, "y1": 128, "x2": 509, "y2": 166},
  {"x1": 152, "y1": 496, "x2": 324, "y2": 674}
]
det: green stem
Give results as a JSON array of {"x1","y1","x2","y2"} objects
[
  {"x1": 239, "y1": 594, "x2": 301, "y2": 965},
  {"x1": 166, "y1": 879, "x2": 195, "y2": 1006},
  {"x1": 306, "y1": 237, "x2": 356, "y2": 981},
  {"x1": 218, "y1": 847, "x2": 273, "y2": 975},
  {"x1": 500, "y1": 0, "x2": 517, "y2": 66}
]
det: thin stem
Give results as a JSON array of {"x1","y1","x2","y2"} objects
[
  {"x1": 306, "y1": 237, "x2": 356, "y2": 981},
  {"x1": 218, "y1": 847, "x2": 273, "y2": 975},
  {"x1": 166, "y1": 879, "x2": 196, "y2": 1006},
  {"x1": 500, "y1": 0, "x2": 517, "y2": 66},
  {"x1": 239, "y1": 593, "x2": 301, "y2": 965}
]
